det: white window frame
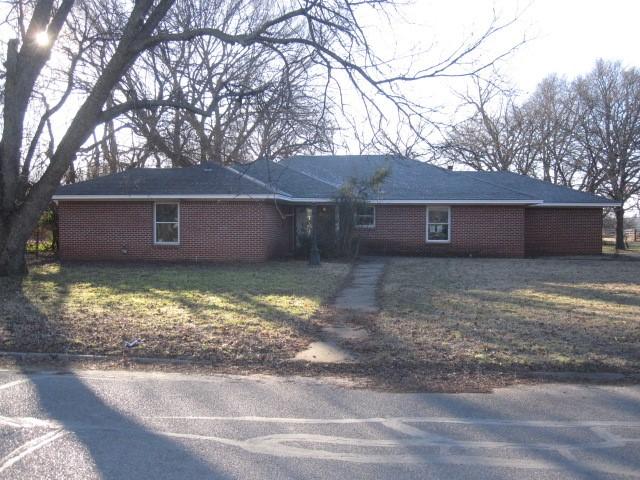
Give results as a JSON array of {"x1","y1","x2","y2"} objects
[
  {"x1": 154, "y1": 202, "x2": 180, "y2": 245},
  {"x1": 355, "y1": 205, "x2": 376, "y2": 228},
  {"x1": 426, "y1": 206, "x2": 451, "y2": 243}
]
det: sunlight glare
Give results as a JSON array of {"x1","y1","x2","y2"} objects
[{"x1": 35, "y1": 31, "x2": 50, "y2": 47}]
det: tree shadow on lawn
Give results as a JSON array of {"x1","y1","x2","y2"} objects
[
  {"x1": 3, "y1": 258, "x2": 638, "y2": 393},
  {"x1": 0, "y1": 262, "x2": 342, "y2": 365},
  {"x1": 365, "y1": 258, "x2": 640, "y2": 381},
  {"x1": 1, "y1": 282, "x2": 231, "y2": 478},
  {"x1": 0, "y1": 261, "x2": 508, "y2": 392},
  {"x1": 457, "y1": 284, "x2": 640, "y2": 368},
  {"x1": 536, "y1": 282, "x2": 640, "y2": 308}
]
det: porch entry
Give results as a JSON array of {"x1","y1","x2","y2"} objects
[{"x1": 294, "y1": 205, "x2": 338, "y2": 253}]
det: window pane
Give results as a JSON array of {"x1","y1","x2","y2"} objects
[
  {"x1": 356, "y1": 215, "x2": 374, "y2": 226},
  {"x1": 156, "y1": 203, "x2": 178, "y2": 222},
  {"x1": 355, "y1": 205, "x2": 374, "y2": 226},
  {"x1": 356, "y1": 205, "x2": 374, "y2": 216},
  {"x1": 428, "y1": 224, "x2": 448, "y2": 241},
  {"x1": 428, "y1": 208, "x2": 449, "y2": 224},
  {"x1": 156, "y1": 223, "x2": 178, "y2": 243}
]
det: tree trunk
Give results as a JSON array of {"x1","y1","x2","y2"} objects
[
  {"x1": 615, "y1": 206, "x2": 626, "y2": 250},
  {"x1": 0, "y1": 219, "x2": 29, "y2": 276},
  {"x1": 0, "y1": 2, "x2": 174, "y2": 278}
]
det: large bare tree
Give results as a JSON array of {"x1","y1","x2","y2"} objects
[
  {"x1": 439, "y1": 77, "x2": 536, "y2": 174},
  {"x1": 0, "y1": 0, "x2": 520, "y2": 275},
  {"x1": 521, "y1": 75, "x2": 583, "y2": 187},
  {"x1": 573, "y1": 60, "x2": 640, "y2": 249},
  {"x1": 110, "y1": 0, "x2": 336, "y2": 168}
]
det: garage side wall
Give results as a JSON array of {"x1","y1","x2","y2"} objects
[
  {"x1": 58, "y1": 200, "x2": 293, "y2": 262},
  {"x1": 525, "y1": 208, "x2": 602, "y2": 256},
  {"x1": 357, "y1": 205, "x2": 526, "y2": 257}
]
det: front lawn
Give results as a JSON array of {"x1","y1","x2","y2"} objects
[
  {"x1": 0, "y1": 261, "x2": 349, "y2": 363},
  {"x1": 371, "y1": 257, "x2": 640, "y2": 372}
]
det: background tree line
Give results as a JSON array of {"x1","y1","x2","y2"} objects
[{"x1": 440, "y1": 60, "x2": 640, "y2": 250}]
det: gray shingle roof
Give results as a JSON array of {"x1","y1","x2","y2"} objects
[
  {"x1": 278, "y1": 155, "x2": 538, "y2": 201},
  {"x1": 54, "y1": 154, "x2": 617, "y2": 206},
  {"x1": 459, "y1": 171, "x2": 618, "y2": 205},
  {"x1": 54, "y1": 163, "x2": 272, "y2": 197},
  {"x1": 231, "y1": 159, "x2": 336, "y2": 198}
]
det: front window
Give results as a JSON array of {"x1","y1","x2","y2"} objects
[
  {"x1": 427, "y1": 206, "x2": 450, "y2": 242},
  {"x1": 355, "y1": 205, "x2": 375, "y2": 228},
  {"x1": 154, "y1": 202, "x2": 179, "y2": 244}
]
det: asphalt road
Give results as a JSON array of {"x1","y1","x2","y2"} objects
[{"x1": 0, "y1": 369, "x2": 639, "y2": 479}]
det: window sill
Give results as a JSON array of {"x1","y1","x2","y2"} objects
[
  {"x1": 153, "y1": 242, "x2": 181, "y2": 247},
  {"x1": 426, "y1": 240, "x2": 451, "y2": 244}
]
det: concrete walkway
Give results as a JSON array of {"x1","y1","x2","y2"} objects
[
  {"x1": 333, "y1": 260, "x2": 385, "y2": 312},
  {"x1": 294, "y1": 259, "x2": 385, "y2": 363},
  {"x1": 293, "y1": 340, "x2": 355, "y2": 363}
]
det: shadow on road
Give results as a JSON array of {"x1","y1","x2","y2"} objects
[{"x1": 17, "y1": 369, "x2": 230, "y2": 479}]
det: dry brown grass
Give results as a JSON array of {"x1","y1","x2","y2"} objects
[
  {"x1": 3, "y1": 257, "x2": 639, "y2": 392},
  {"x1": 369, "y1": 257, "x2": 640, "y2": 372},
  {"x1": 603, "y1": 240, "x2": 640, "y2": 255},
  {"x1": 0, "y1": 261, "x2": 349, "y2": 363}
]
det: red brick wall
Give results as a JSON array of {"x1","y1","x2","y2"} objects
[
  {"x1": 263, "y1": 203, "x2": 294, "y2": 257},
  {"x1": 357, "y1": 205, "x2": 526, "y2": 257},
  {"x1": 58, "y1": 200, "x2": 293, "y2": 263},
  {"x1": 525, "y1": 208, "x2": 602, "y2": 256},
  {"x1": 58, "y1": 201, "x2": 603, "y2": 261}
]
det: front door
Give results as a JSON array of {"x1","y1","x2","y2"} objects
[{"x1": 294, "y1": 206, "x2": 336, "y2": 254}]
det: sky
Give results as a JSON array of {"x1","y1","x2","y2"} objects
[
  {"x1": 7, "y1": 0, "x2": 639, "y2": 138},
  {"x1": 492, "y1": 0, "x2": 640, "y2": 92},
  {"x1": 379, "y1": 0, "x2": 640, "y2": 100},
  {"x1": 326, "y1": 0, "x2": 640, "y2": 158}
]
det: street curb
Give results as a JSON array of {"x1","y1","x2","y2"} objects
[
  {"x1": 524, "y1": 371, "x2": 640, "y2": 381},
  {"x1": 0, "y1": 350, "x2": 208, "y2": 366},
  {"x1": 1, "y1": 351, "x2": 639, "y2": 383}
]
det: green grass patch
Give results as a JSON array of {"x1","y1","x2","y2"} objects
[{"x1": 25, "y1": 239, "x2": 55, "y2": 253}]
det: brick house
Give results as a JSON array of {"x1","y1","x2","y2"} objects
[{"x1": 52, "y1": 155, "x2": 618, "y2": 262}]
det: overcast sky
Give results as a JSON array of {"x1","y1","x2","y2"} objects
[
  {"x1": 385, "y1": 0, "x2": 640, "y2": 97},
  {"x1": 330, "y1": 0, "x2": 640, "y2": 159},
  {"x1": 496, "y1": 0, "x2": 639, "y2": 92}
]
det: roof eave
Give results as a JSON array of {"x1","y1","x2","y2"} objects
[
  {"x1": 366, "y1": 199, "x2": 542, "y2": 205},
  {"x1": 52, "y1": 194, "x2": 543, "y2": 205},
  {"x1": 52, "y1": 194, "x2": 289, "y2": 201},
  {"x1": 531, "y1": 202, "x2": 621, "y2": 208}
]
